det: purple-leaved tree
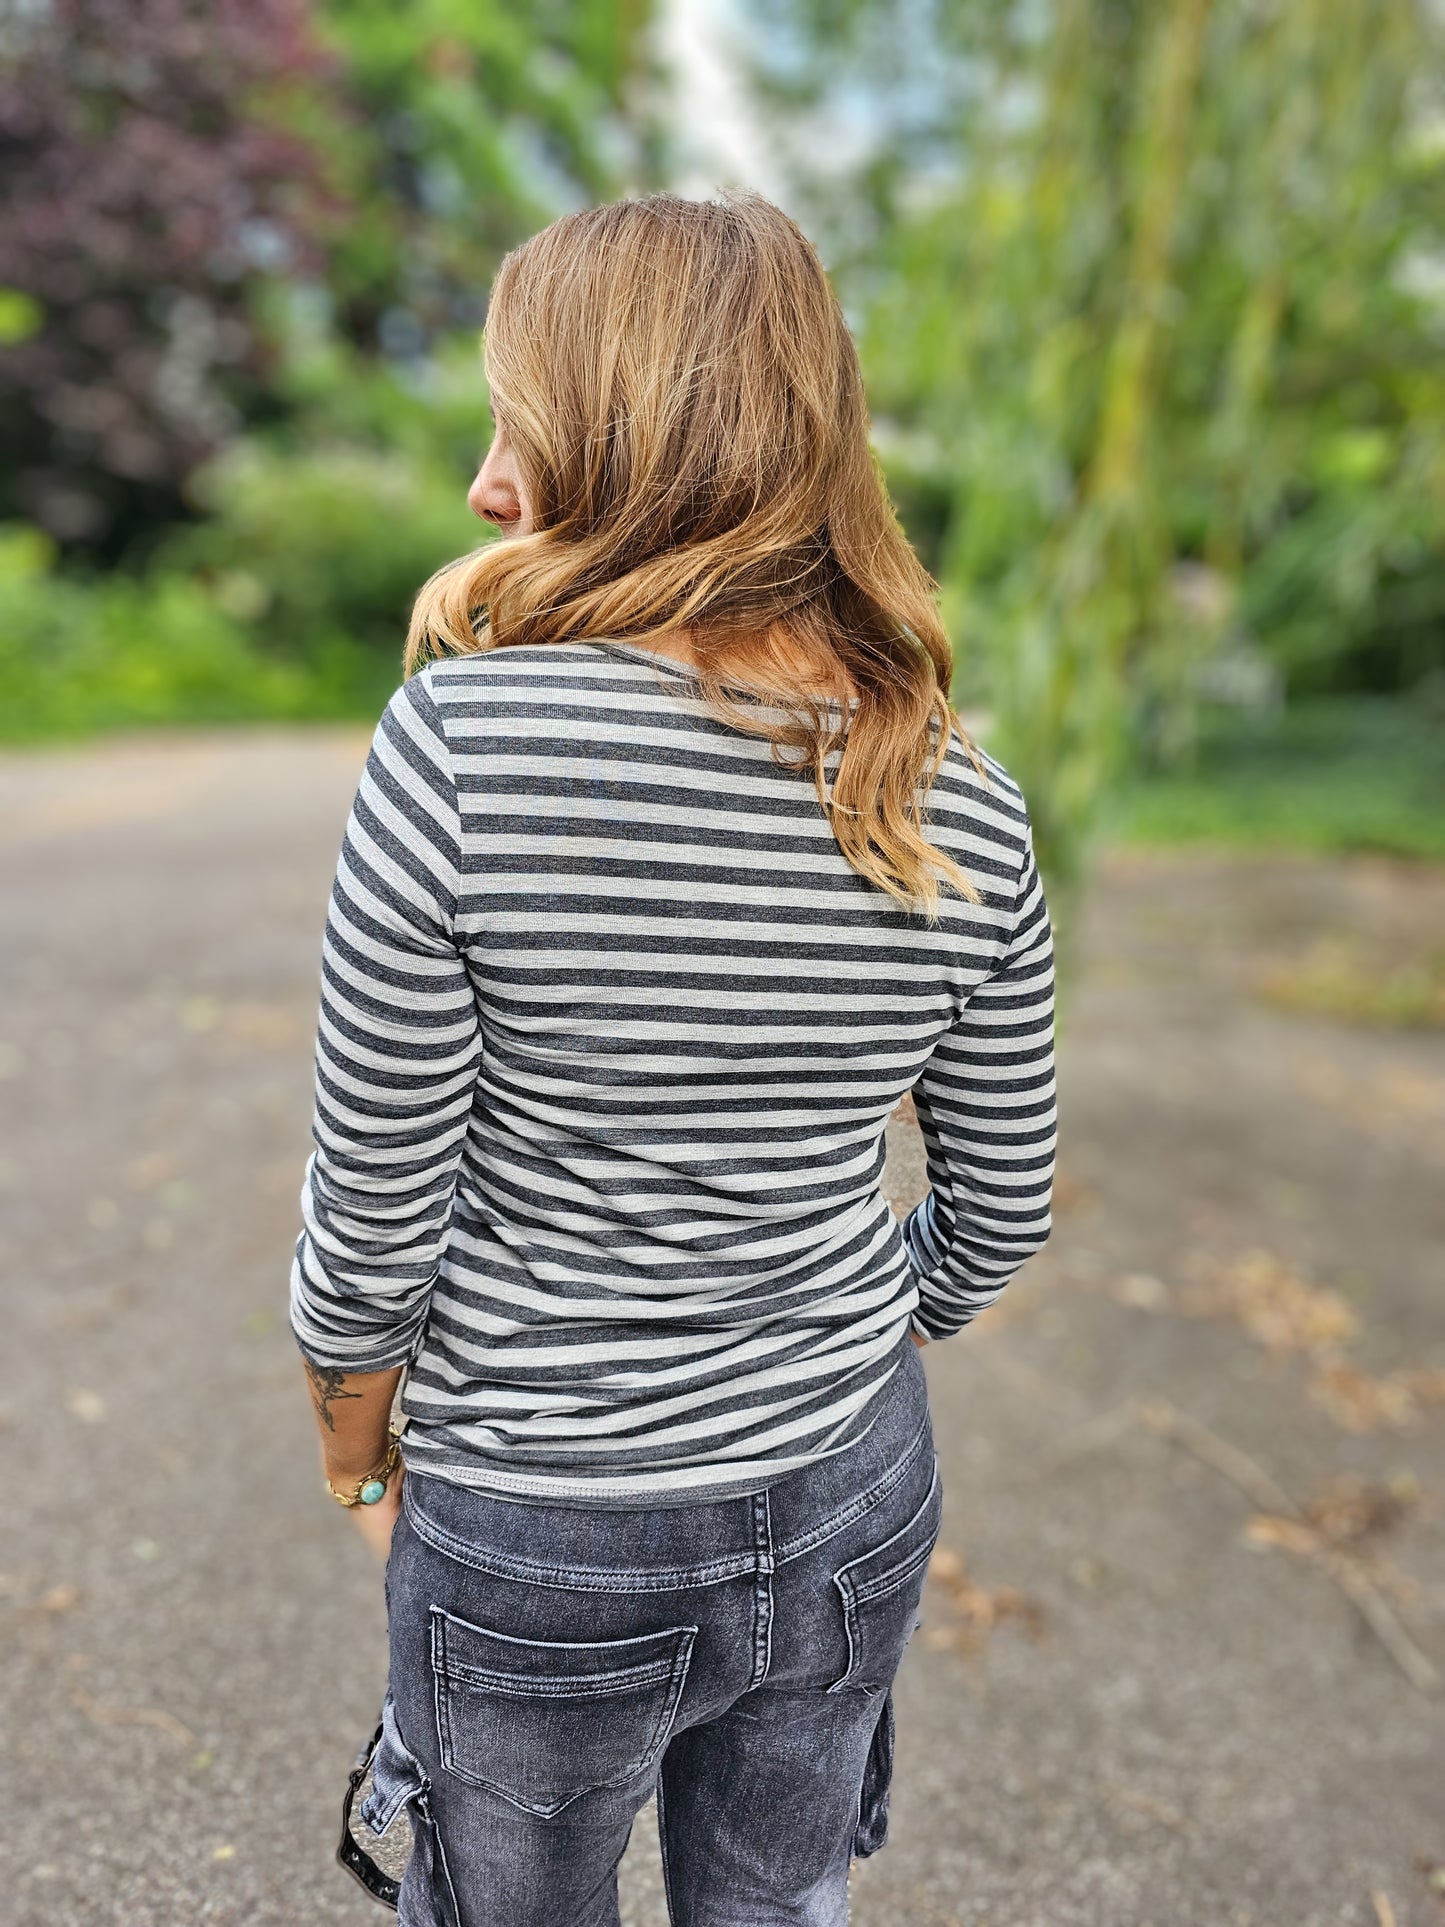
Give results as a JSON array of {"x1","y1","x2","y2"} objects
[{"x1": 0, "y1": 0, "x2": 329, "y2": 552}]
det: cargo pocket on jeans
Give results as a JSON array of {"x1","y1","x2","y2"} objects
[
  {"x1": 828, "y1": 1458, "x2": 942, "y2": 1693},
  {"x1": 430, "y1": 1606, "x2": 696, "y2": 1820},
  {"x1": 853, "y1": 1689, "x2": 895, "y2": 1858},
  {"x1": 345, "y1": 1693, "x2": 459, "y2": 1927}
]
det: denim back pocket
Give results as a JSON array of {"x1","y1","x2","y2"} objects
[
  {"x1": 430, "y1": 1606, "x2": 697, "y2": 1819},
  {"x1": 827, "y1": 1458, "x2": 942, "y2": 1693}
]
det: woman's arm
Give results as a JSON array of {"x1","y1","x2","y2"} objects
[
  {"x1": 901, "y1": 822, "x2": 1057, "y2": 1339},
  {"x1": 291, "y1": 672, "x2": 481, "y2": 1549},
  {"x1": 303, "y1": 1360, "x2": 405, "y2": 1558}
]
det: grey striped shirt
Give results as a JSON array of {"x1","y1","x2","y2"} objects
[{"x1": 290, "y1": 641, "x2": 1056, "y2": 1503}]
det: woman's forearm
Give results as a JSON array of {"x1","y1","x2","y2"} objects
[{"x1": 302, "y1": 1358, "x2": 404, "y2": 1485}]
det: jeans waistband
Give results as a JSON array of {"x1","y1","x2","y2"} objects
[{"x1": 401, "y1": 1340, "x2": 933, "y2": 1594}]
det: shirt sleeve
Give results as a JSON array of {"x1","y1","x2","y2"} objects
[
  {"x1": 900, "y1": 820, "x2": 1057, "y2": 1340},
  {"x1": 289, "y1": 672, "x2": 482, "y2": 1372}
]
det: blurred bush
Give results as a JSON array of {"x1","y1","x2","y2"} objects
[
  {"x1": 0, "y1": 349, "x2": 486, "y2": 739},
  {"x1": 0, "y1": 0, "x2": 651, "y2": 740},
  {"x1": 168, "y1": 346, "x2": 486, "y2": 658},
  {"x1": 1108, "y1": 693, "x2": 1445, "y2": 863},
  {"x1": 0, "y1": 525, "x2": 346, "y2": 736}
]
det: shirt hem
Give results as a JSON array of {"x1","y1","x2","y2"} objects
[{"x1": 397, "y1": 1363, "x2": 899, "y2": 1509}]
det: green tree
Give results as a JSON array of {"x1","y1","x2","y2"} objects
[
  {"x1": 0, "y1": 2, "x2": 660, "y2": 738},
  {"x1": 748, "y1": 0, "x2": 1445, "y2": 895},
  {"x1": 315, "y1": 0, "x2": 655, "y2": 355},
  {"x1": 0, "y1": 0, "x2": 329, "y2": 553},
  {"x1": 0, "y1": 0, "x2": 655, "y2": 557}
]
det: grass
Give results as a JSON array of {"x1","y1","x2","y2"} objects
[
  {"x1": 1254, "y1": 943, "x2": 1445, "y2": 1029},
  {"x1": 1108, "y1": 696, "x2": 1445, "y2": 863}
]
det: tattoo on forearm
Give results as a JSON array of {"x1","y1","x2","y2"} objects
[{"x1": 305, "y1": 1359, "x2": 363, "y2": 1432}]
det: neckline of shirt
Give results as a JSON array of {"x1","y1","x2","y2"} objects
[{"x1": 582, "y1": 638, "x2": 860, "y2": 711}]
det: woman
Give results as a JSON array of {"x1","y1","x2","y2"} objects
[{"x1": 292, "y1": 191, "x2": 1056, "y2": 1927}]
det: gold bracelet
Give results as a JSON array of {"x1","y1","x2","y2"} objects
[{"x1": 324, "y1": 1427, "x2": 403, "y2": 1509}]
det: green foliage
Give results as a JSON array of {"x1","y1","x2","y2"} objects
[
  {"x1": 0, "y1": 3, "x2": 655, "y2": 741},
  {"x1": 754, "y1": 0, "x2": 1445, "y2": 892},
  {"x1": 176, "y1": 440, "x2": 478, "y2": 654},
  {"x1": 1109, "y1": 695, "x2": 1445, "y2": 862},
  {"x1": 0, "y1": 334, "x2": 497, "y2": 740},
  {"x1": 168, "y1": 345, "x2": 486, "y2": 658},
  {"x1": 0, "y1": 524, "x2": 391, "y2": 739},
  {"x1": 0, "y1": 290, "x2": 42, "y2": 345},
  {"x1": 314, "y1": 0, "x2": 653, "y2": 351},
  {"x1": 0, "y1": 0, "x2": 653, "y2": 559}
]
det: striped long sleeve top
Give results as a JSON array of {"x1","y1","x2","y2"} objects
[{"x1": 290, "y1": 641, "x2": 1056, "y2": 1503}]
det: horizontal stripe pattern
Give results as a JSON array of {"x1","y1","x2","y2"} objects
[{"x1": 291, "y1": 641, "x2": 1056, "y2": 1502}]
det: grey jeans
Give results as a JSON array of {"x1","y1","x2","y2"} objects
[{"x1": 364, "y1": 1339, "x2": 941, "y2": 1926}]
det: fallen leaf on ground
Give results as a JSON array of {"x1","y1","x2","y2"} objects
[
  {"x1": 1243, "y1": 1512, "x2": 1419, "y2": 1610},
  {"x1": 1302, "y1": 1471, "x2": 1421, "y2": 1543},
  {"x1": 221, "y1": 1000, "x2": 303, "y2": 1050},
  {"x1": 1104, "y1": 1783, "x2": 1189, "y2": 1832},
  {"x1": 1400, "y1": 1366, "x2": 1445, "y2": 1410},
  {"x1": 1243, "y1": 1514, "x2": 1320, "y2": 1559},
  {"x1": 125, "y1": 1150, "x2": 179, "y2": 1192},
  {"x1": 4, "y1": 1580, "x2": 81, "y2": 1626},
  {"x1": 924, "y1": 1545, "x2": 1046, "y2": 1652},
  {"x1": 1310, "y1": 1361, "x2": 1431, "y2": 1434},
  {"x1": 1112, "y1": 1272, "x2": 1169, "y2": 1310},
  {"x1": 1050, "y1": 1168, "x2": 1099, "y2": 1215},
  {"x1": 1179, "y1": 1249, "x2": 1357, "y2": 1358}
]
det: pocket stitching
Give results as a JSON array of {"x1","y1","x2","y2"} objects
[
  {"x1": 441, "y1": 1656, "x2": 681, "y2": 1700},
  {"x1": 772, "y1": 1407, "x2": 933, "y2": 1569},
  {"x1": 831, "y1": 1461, "x2": 941, "y2": 1596},
  {"x1": 850, "y1": 1537, "x2": 937, "y2": 1607},
  {"x1": 827, "y1": 1462, "x2": 941, "y2": 1693},
  {"x1": 430, "y1": 1608, "x2": 697, "y2": 1816}
]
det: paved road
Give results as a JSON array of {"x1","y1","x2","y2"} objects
[{"x1": 2, "y1": 729, "x2": 1442, "y2": 1926}]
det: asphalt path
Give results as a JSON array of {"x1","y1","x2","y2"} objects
[{"x1": 2, "y1": 728, "x2": 1442, "y2": 1926}]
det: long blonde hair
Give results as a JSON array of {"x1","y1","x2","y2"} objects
[{"x1": 406, "y1": 191, "x2": 982, "y2": 915}]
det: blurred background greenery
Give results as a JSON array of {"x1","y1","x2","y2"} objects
[{"x1": 2, "y1": 0, "x2": 1442, "y2": 891}]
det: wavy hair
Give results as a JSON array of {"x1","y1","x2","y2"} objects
[{"x1": 406, "y1": 191, "x2": 982, "y2": 915}]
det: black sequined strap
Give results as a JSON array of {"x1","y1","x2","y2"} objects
[{"x1": 337, "y1": 1722, "x2": 402, "y2": 1910}]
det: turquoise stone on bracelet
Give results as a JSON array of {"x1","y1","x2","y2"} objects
[{"x1": 358, "y1": 1478, "x2": 387, "y2": 1505}]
